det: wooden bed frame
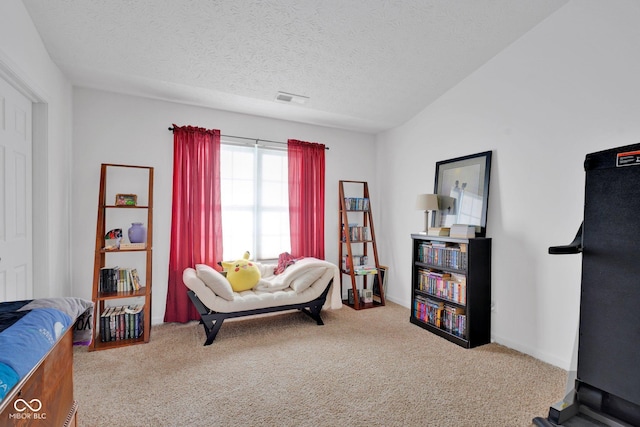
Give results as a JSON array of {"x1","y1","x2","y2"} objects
[
  {"x1": 0, "y1": 327, "x2": 77, "y2": 426},
  {"x1": 188, "y1": 279, "x2": 333, "y2": 346}
]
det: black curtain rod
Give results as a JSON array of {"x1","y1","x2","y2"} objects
[{"x1": 168, "y1": 127, "x2": 329, "y2": 150}]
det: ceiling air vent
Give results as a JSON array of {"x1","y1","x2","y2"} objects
[{"x1": 275, "y1": 91, "x2": 309, "y2": 105}]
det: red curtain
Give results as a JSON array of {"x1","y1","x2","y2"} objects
[
  {"x1": 165, "y1": 124, "x2": 223, "y2": 323},
  {"x1": 287, "y1": 139, "x2": 326, "y2": 259}
]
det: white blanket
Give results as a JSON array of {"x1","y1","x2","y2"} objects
[{"x1": 254, "y1": 258, "x2": 341, "y2": 309}]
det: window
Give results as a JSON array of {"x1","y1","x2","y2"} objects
[{"x1": 220, "y1": 143, "x2": 290, "y2": 261}]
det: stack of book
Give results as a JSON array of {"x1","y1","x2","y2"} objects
[
  {"x1": 99, "y1": 304, "x2": 144, "y2": 342},
  {"x1": 119, "y1": 242, "x2": 146, "y2": 250},
  {"x1": 449, "y1": 224, "x2": 476, "y2": 238},
  {"x1": 427, "y1": 227, "x2": 450, "y2": 236},
  {"x1": 354, "y1": 265, "x2": 377, "y2": 275}
]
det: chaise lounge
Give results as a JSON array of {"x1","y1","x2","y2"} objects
[{"x1": 183, "y1": 257, "x2": 341, "y2": 345}]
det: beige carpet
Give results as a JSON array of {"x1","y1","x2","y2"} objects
[{"x1": 73, "y1": 302, "x2": 566, "y2": 426}]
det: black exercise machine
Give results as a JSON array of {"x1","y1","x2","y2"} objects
[{"x1": 533, "y1": 143, "x2": 640, "y2": 426}]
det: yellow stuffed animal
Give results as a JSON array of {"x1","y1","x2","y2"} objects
[{"x1": 221, "y1": 251, "x2": 261, "y2": 292}]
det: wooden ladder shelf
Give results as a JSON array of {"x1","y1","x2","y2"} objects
[
  {"x1": 338, "y1": 180, "x2": 385, "y2": 309},
  {"x1": 89, "y1": 163, "x2": 153, "y2": 351}
]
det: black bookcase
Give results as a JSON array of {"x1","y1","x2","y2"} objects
[{"x1": 410, "y1": 234, "x2": 491, "y2": 348}]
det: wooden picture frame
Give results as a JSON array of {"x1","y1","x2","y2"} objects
[
  {"x1": 372, "y1": 265, "x2": 388, "y2": 303},
  {"x1": 115, "y1": 193, "x2": 137, "y2": 206},
  {"x1": 433, "y1": 151, "x2": 492, "y2": 237}
]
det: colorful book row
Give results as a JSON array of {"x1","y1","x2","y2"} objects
[
  {"x1": 99, "y1": 266, "x2": 142, "y2": 293},
  {"x1": 99, "y1": 304, "x2": 144, "y2": 342},
  {"x1": 416, "y1": 268, "x2": 467, "y2": 305},
  {"x1": 344, "y1": 197, "x2": 369, "y2": 211},
  {"x1": 342, "y1": 225, "x2": 371, "y2": 242},
  {"x1": 418, "y1": 242, "x2": 468, "y2": 270},
  {"x1": 413, "y1": 296, "x2": 466, "y2": 339}
]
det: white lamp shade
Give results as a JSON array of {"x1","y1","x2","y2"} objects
[{"x1": 415, "y1": 194, "x2": 439, "y2": 211}]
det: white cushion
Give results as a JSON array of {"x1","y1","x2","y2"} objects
[
  {"x1": 195, "y1": 264, "x2": 234, "y2": 301},
  {"x1": 290, "y1": 267, "x2": 326, "y2": 293}
]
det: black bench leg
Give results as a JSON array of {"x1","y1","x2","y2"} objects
[
  {"x1": 300, "y1": 304, "x2": 324, "y2": 325},
  {"x1": 203, "y1": 318, "x2": 225, "y2": 346}
]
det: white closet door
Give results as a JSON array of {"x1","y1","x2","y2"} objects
[{"x1": 0, "y1": 75, "x2": 33, "y2": 301}]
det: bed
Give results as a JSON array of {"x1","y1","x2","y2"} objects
[
  {"x1": 183, "y1": 257, "x2": 341, "y2": 345},
  {"x1": 0, "y1": 297, "x2": 93, "y2": 426}
]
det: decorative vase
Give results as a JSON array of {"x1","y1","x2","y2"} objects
[{"x1": 128, "y1": 222, "x2": 146, "y2": 243}]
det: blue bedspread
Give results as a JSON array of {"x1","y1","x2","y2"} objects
[{"x1": 0, "y1": 298, "x2": 93, "y2": 402}]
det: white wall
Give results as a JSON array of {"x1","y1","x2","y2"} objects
[
  {"x1": 0, "y1": 0, "x2": 74, "y2": 297},
  {"x1": 376, "y1": 0, "x2": 640, "y2": 369},
  {"x1": 71, "y1": 88, "x2": 376, "y2": 324}
]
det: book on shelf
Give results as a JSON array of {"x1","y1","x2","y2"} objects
[
  {"x1": 450, "y1": 273, "x2": 467, "y2": 305},
  {"x1": 429, "y1": 240, "x2": 449, "y2": 248},
  {"x1": 100, "y1": 266, "x2": 118, "y2": 293},
  {"x1": 100, "y1": 306, "x2": 113, "y2": 341},
  {"x1": 100, "y1": 304, "x2": 144, "y2": 342},
  {"x1": 427, "y1": 227, "x2": 450, "y2": 236},
  {"x1": 130, "y1": 268, "x2": 142, "y2": 290},
  {"x1": 125, "y1": 304, "x2": 144, "y2": 339},
  {"x1": 119, "y1": 242, "x2": 147, "y2": 250},
  {"x1": 449, "y1": 224, "x2": 476, "y2": 238},
  {"x1": 109, "y1": 306, "x2": 118, "y2": 340}
]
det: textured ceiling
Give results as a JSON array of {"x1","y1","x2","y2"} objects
[{"x1": 22, "y1": 0, "x2": 568, "y2": 133}]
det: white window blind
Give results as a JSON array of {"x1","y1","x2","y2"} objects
[{"x1": 220, "y1": 143, "x2": 290, "y2": 261}]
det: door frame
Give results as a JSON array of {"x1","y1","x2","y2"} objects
[{"x1": 0, "y1": 50, "x2": 50, "y2": 298}]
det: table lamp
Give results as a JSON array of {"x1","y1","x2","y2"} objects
[{"x1": 415, "y1": 194, "x2": 439, "y2": 234}]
